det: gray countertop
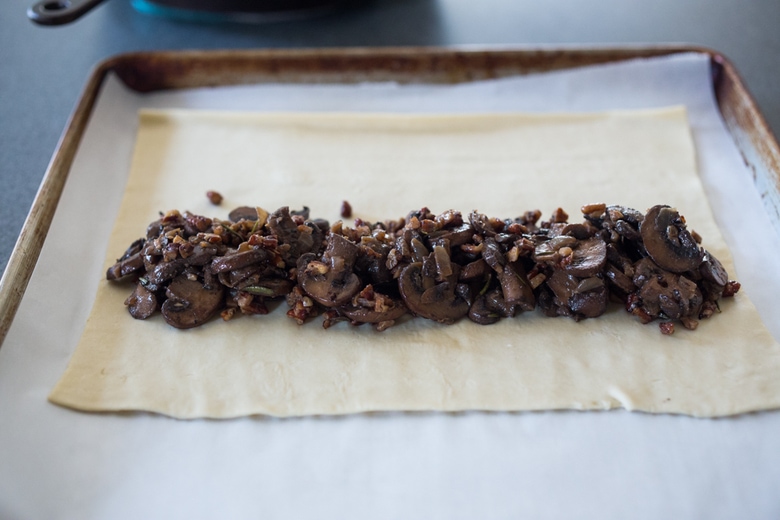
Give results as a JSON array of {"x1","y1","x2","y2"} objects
[{"x1": 1, "y1": 0, "x2": 779, "y2": 277}]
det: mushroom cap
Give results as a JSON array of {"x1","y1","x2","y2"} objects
[
  {"x1": 210, "y1": 248, "x2": 269, "y2": 274},
  {"x1": 124, "y1": 283, "x2": 158, "y2": 320},
  {"x1": 699, "y1": 250, "x2": 728, "y2": 287},
  {"x1": 298, "y1": 234, "x2": 363, "y2": 308},
  {"x1": 299, "y1": 266, "x2": 361, "y2": 308},
  {"x1": 468, "y1": 293, "x2": 501, "y2": 325},
  {"x1": 161, "y1": 275, "x2": 225, "y2": 329},
  {"x1": 564, "y1": 236, "x2": 607, "y2": 278},
  {"x1": 568, "y1": 276, "x2": 608, "y2": 318},
  {"x1": 106, "y1": 238, "x2": 146, "y2": 281},
  {"x1": 398, "y1": 262, "x2": 469, "y2": 324},
  {"x1": 640, "y1": 205, "x2": 704, "y2": 273},
  {"x1": 228, "y1": 206, "x2": 259, "y2": 222}
]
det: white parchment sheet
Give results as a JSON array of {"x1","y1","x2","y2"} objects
[{"x1": 1, "y1": 53, "x2": 779, "y2": 519}]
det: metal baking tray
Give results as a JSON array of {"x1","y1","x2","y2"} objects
[{"x1": 1, "y1": 45, "x2": 778, "y2": 345}]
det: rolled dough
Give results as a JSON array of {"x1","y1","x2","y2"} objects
[{"x1": 49, "y1": 108, "x2": 780, "y2": 418}]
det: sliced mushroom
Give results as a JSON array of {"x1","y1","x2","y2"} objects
[
  {"x1": 429, "y1": 223, "x2": 475, "y2": 248},
  {"x1": 147, "y1": 258, "x2": 185, "y2": 286},
  {"x1": 640, "y1": 205, "x2": 704, "y2": 273},
  {"x1": 533, "y1": 235, "x2": 577, "y2": 262},
  {"x1": 432, "y1": 244, "x2": 454, "y2": 280},
  {"x1": 459, "y1": 259, "x2": 489, "y2": 281},
  {"x1": 480, "y1": 238, "x2": 535, "y2": 311},
  {"x1": 564, "y1": 236, "x2": 607, "y2": 278},
  {"x1": 560, "y1": 223, "x2": 593, "y2": 240},
  {"x1": 398, "y1": 262, "x2": 469, "y2": 324},
  {"x1": 106, "y1": 238, "x2": 145, "y2": 281},
  {"x1": 483, "y1": 287, "x2": 516, "y2": 318},
  {"x1": 614, "y1": 219, "x2": 641, "y2": 241},
  {"x1": 298, "y1": 234, "x2": 361, "y2": 307},
  {"x1": 210, "y1": 248, "x2": 269, "y2": 274},
  {"x1": 356, "y1": 238, "x2": 394, "y2": 288},
  {"x1": 468, "y1": 294, "x2": 501, "y2": 325},
  {"x1": 124, "y1": 282, "x2": 158, "y2": 319},
  {"x1": 569, "y1": 276, "x2": 608, "y2": 318},
  {"x1": 182, "y1": 244, "x2": 219, "y2": 267},
  {"x1": 544, "y1": 270, "x2": 606, "y2": 319},
  {"x1": 504, "y1": 262, "x2": 536, "y2": 311},
  {"x1": 161, "y1": 275, "x2": 225, "y2": 329},
  {"x1": 699, "y1": 250, "x2": 728, "y2": 299},
  {"x1": 604, "y1": 262, "x2": 636, "y2": 298},
  {"x1": 228, "y1": 206, "x2": 259, "y2": 222},
  {"x1": 146, "y1": 219, "x2": 163, "y2": 239}
]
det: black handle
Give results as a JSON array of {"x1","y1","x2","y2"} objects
[{"x1": 28, "y1": 0, "x2": 108, "y2": 25}]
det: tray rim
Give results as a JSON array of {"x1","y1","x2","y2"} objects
[{"x1": 1, "y1": 44, "x2": 778, "y2": 347}]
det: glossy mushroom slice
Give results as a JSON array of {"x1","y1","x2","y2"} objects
[
  {"x1": 482, "y1": 238, "x2": 535, "y2": 312},
  {"x1": 698, "y1": 250, "x2": 729, "y2": 300},
  {"x1": 544, "y1": 270, "x2": 608, "y2": 320},
  {"x1": 210, "y1": 248, "x2": 270, "y2": 274},
  {"x1": 124, "y1": 282, "x2": 158, "y2": 320},
  {"x1": 160, "y1": 274, "x2": 225, "y2": 329},
  {"x1": 228, "y1": 206, "x2": 264, "y2": 223},
  {"x1": 355, "y1": 236, "x2": 395, "y2": 288},
  {"x1": 467, "y1": 286, "x2": 518, "y2": 325},
  {"x1": 568, "y1": 276, "x2": 608, "y2": 318},
  {"x1": 640, "y1": 205, "x2": 704, "y2": 273},
  {"x1": 298, "y1": 234, "x2": 362, "y2": 308},
  {"x1": 468, "y1": 293, "x2": 501, "y2": 325},
  {"x1": 398, "y1": 260, "x2": 469, "y2": 324},
  {"x1": 106, "y1": 238, "x2": 145, "y2": 281},
  {"x1": 562, "y1": 236, "x2": 607, "y2": 278}
]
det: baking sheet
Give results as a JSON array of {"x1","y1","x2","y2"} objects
[{"x1": 1, "y1": 52, "x2": 779, "y2": 519}]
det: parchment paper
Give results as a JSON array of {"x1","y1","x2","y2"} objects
[
  {"x1": 49, "y1": 107, "x2": 780, "y2": 418},
  {"x1": 3, "y1": 53, "x2": 780, "y2": 520}
]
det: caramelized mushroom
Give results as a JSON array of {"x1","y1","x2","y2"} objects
[
  {"x1": 210, "y1": 249, "x2": 269, "y2": 274},
  {"x1": 107, "y1": 203, "x2": 740, "y2": 334},
  {"x1": 563, "y1": 236, "x2": 607, "y2": 278},
  {"x1": 161, "y1": 275, "x2": 225, "y2": 329},
  {"x1": 545, "y1": 270, "x2": 607, "y2": 319},
  {"x1": 569, "y1": 276, "x2": 608, "y2": 318},
  {"x1": 699, "y1": 250, "x2": 729, "y2": 299},
  {"x1": 228, "y1": 206, "x2": 259, "y2": 222},
  {"x1": 468, "y1": 293, "x2": 501, "y2": 325},
  {"x1": 106, "y1": 238, "x2": 145, "y2": 281},
  {"x1": 124, "y1": 283, "x2": 158, "y2": 319},
  {"x1": 298, "y1": 234, "x2": 361, "y2": 307},
  {"x1": 640, "y1": 205, "x2": 704, "y2": 273},
  {"x1": 398, "y1": 262, "x2": 469, "y2": 324}
]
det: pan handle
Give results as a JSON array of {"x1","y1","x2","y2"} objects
[{"x1": 28, "y1": 0, "x2": 109, "y2": 25}]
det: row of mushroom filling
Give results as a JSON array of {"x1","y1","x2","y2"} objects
[{"x1": 107, "y1": 202, "x2": 740, "y2": 334}]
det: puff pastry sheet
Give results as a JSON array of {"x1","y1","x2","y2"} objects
[{"x1": 49, "y1": 108, "x2": 780, "y2": 418}]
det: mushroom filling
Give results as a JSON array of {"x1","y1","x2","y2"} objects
[{"x1": 107, "y1": 203, "x2": 740, "y2": 333}]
